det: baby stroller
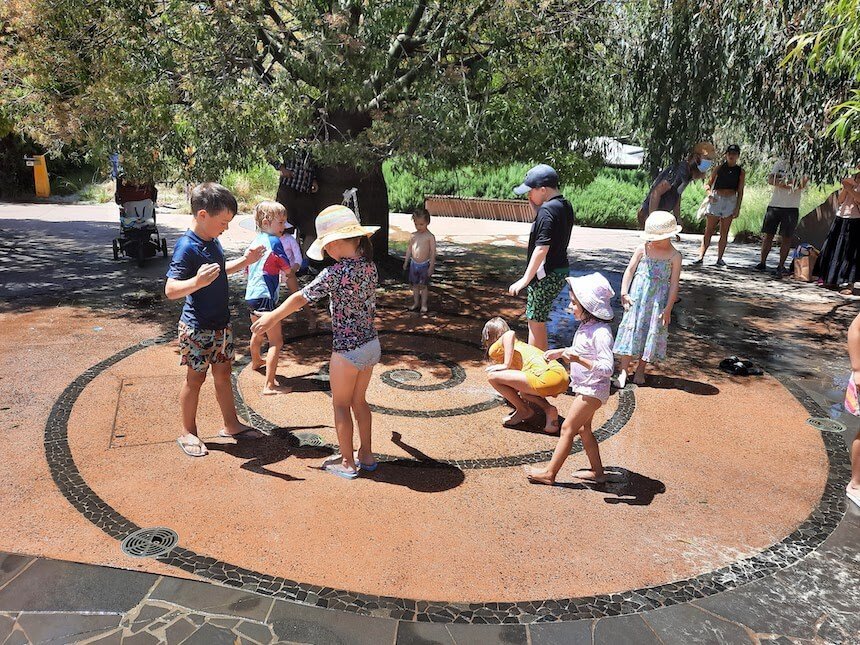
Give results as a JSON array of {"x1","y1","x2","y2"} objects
[{"x1": 112, "y1": 177, "x2": 168, "y2": 266}]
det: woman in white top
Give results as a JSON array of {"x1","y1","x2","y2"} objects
[{"x1": 814, "y1": 172, "x2": 860, "y2": 294}]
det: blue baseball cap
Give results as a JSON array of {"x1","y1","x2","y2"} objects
[{"x1": 513, "y1": 164, "x2": 559, "y2": 195}]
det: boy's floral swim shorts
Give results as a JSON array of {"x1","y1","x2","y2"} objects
[{"x1": 178, "y1": 321, "x2": 234, "y2": 372}]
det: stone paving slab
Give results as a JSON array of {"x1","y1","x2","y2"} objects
[
  {"x1": 268, "y1": 598, "x2": 397, "y2": 644},
  {"x1": 148, "y1": 576, "x2": 274, "y2": 622},
  {"x1": 0, "y1": 558, "x2": 154, "y2": 613}
]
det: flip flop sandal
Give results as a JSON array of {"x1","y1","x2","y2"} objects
[
  {"x1": 218, "y1": 428, "x2": 265, "y2": 439},
  {"x1": 176, "y1": 438, "x2": 207, "y2": 457},
  {"x1": 719, "y1": 357, "x2": 749, "y2": 376},
  {"x1": 324, "y1": 463, "x2": 359, "y2": 480},
  {"x1": 354, "y1": 452, "x2": 379, "y2": 472}
]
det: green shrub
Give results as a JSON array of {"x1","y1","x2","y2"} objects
[{"x1": 221, "y1": 162, "x2": 280, "y2": 211}]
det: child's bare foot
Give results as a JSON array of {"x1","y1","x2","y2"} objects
[
  {"x1": 420, "y1": 306, "x2": 428, "y2": 314},
  {"x1": 177, "y1": 433, "x2": 208, "y2": 457},
  {"x1": 503, "y1": 409, "x2": 535, "y2": 427},
  {"x1": 543, "y1": 406, "x2": 560, "y2": 433},
  {"x1": 262, "y1": 383, "x2": 292, "y2": 396},
  {"x1": 250, "y1": 359, "x2": 265, "y2": 371},
  {"x1": 572, "y1": 468, "x2": 607, "y2": 484},
  {"x1": 523, "y1": 465, "x2": 555, "y2": 485},
  {"x1": 633, "y1": 374, "x2": 645, "y2": 386},
  {"x1": 407, "y1": 303, "x2": 419, "y2": 312}
]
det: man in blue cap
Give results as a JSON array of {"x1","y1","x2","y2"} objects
[{"x1": 509, "y1": 164, "x2": 575, "y2": 350}]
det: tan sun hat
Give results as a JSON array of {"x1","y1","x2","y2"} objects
[
  {"x1": 306, "y1": 205, "x2": 380, "y2": 261},
  {"x1": 642, "y1": 210, "x2": 682, "y2": 241},
  {"x1": 692, "y1": 141, "x2": 716, "y2": 159}
]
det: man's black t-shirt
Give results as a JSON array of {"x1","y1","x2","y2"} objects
[{"x1": 527, "y1": 195, "x2": 574, "y2": 274}]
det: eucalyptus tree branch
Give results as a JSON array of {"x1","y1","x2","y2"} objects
[
  {"x1": 364, "y1": 0, "x2": 495, "y2": 110},
  {"x1": 366, "y1": 2, "x2": 429, "y2": 95},
  {"x1": 261, "y1": 0, "x2": 305, "y2": 50},
  {"x1": 256, "y1": 26, "x2": 314, "y2": 86}
]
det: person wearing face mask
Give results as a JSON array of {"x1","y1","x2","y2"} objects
[{"x1": 637, "y1": 142, "x2": 717, "y2": 229}]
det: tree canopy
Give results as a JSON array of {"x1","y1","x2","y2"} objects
[
  {"x1": 1, "y1": 0, "x2": 615, "y2": 182},
  {"x1": 1, "y1": 0, "x2": 858, "y2": 220},
  {"x1": 624, "y1": 0, "x2": 859, "y2": 180}
]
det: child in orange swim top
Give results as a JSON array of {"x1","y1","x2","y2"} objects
[{"x1": 483, "y1": 317, "x2": 569, "y2": 433}]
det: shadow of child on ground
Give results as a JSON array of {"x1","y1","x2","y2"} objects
[
  {"x1": 553, "y1": 466, "x2": 666, "y2": 506},
  {"x1": 206, "y1": 425, "x2": 333, "y2": 482},
  {"x1": 637, "y1": 375, "x2": 720, "y2": 395},
  {"x1": 353, "y1": 431, "x2": 465, "y2": 493}
]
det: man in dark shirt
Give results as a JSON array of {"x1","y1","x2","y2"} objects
[{"x1": 509, "y1": 164, "x2": 575, "y2": 350}]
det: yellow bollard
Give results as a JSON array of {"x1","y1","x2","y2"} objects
[
  {"x1": 33, "y1": 155, "x2": 50, "y2": 198},
  {"x1": 25, "y1": 155, "x2": 51, "y2": 197}
]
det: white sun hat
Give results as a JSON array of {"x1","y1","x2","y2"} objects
[
  {"x1": 642, "y1": 210, "x2": 683, "y2": 241},
  {"x1": 565, "y1": 272, "x2": 615, "y2": 321},
  {"x1": 306, "y1": 205, "x2": 380, "y2": 261}
]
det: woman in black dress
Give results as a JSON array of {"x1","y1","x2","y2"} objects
[{"x1": 814, "y1": 172, "x2": 860, "y2": 294}]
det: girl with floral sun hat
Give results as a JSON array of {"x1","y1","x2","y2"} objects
[
  {"x1": 524, "y1": 272, "x2": 615, "y2": 486},
  {"x1": 252, "y1": 205, "x2": 380, "y2": 480},
  {"x1": 613, "y1": 210, "x2": 682, "y2": 387}
]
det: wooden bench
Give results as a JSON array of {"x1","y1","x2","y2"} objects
[{"x1": 423, "y1": 195, "x2": 535, "y2": 223}]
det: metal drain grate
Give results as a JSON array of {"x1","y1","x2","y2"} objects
[
  {"x1": 293, "y1": 432, "x2": 325, "y2": 448},
  {"x1": 806, "y1": 417, "x2": 846, "y2": 434},
  {"x1": 121, "y1": 527, "x2": 178, "y2": 558},
  {"x1": 388, "y1": 369, "x2": 422, "y2": 384}
]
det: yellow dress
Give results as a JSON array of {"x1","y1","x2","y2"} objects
[{"x1": 488, "y1": 338, "x2": 569, "y2": 397}]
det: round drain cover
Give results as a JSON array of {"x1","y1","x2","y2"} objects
[
  {"x1": 806, "y1": 417, "x2": 846, "y2": 434},
  {"x1": 388, "y1": 369, "x2": 422, "y2": 384},
  {"x1": 121, "y1": 527, "x2": 178, "y2": 558}
]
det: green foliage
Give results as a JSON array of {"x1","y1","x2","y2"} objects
[
  {"x1": 383, "y1": 158, "x2": 596, "y2": 213},
  {"x1": 385, "y1": 161, "x2": 840, "y2": 237},
  {"x1": 221, "y1": 163, "x2": 280, "y2": 212},
  {"x1": 785, "y1": 0, "x2": 860, "y2": 146},
  {"x1": 1, "y1": 1, "x2": 616, "y2": 184},
  {"x1": 624, "y1": 0, "x2": 860, "y2": 183}
]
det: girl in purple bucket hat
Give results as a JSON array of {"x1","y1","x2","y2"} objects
[{"x1": 524, "y1": 272, "x2": 615, "y2": 486}]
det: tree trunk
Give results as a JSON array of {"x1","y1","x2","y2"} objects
[
  {"x1": 276, "y1": 111, "x2": 391, "y2": 258},
  {"x1": 311, "y1": 161, "x2": 390, "y2": 258}
]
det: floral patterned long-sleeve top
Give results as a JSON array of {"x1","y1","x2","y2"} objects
[{"x1": 300, "y1": 256, "x2": 378, "y2": 352}]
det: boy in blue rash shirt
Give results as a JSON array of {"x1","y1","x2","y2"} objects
[
  {"x1": 245, "y1": 201, "x2": 294, "y2": 395},
  {"x1": 165, "y1": 182, "x2": 266, "y2": 457}
]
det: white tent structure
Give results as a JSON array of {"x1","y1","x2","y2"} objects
[{"x1": 574, "y1": 137, "x2": 645, "y2": 169}]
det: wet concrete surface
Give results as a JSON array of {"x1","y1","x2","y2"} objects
[{"x1": 0, "y1": 203, "x2": 858, "y2": 642}]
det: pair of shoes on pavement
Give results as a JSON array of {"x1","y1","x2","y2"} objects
[
  {"x1": 690, "y1": 258, "x2": 727, "y2": 267},
  {"x1": 773, "y1": 266, "x2": 787, "y2": 278},
  {"x1": 718, "y1": 356, "x2": 763, "y2": 377}
]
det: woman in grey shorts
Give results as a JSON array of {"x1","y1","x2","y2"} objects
[{"x1": 692, "y1": 144, "x2": 746, "y2": 268}]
